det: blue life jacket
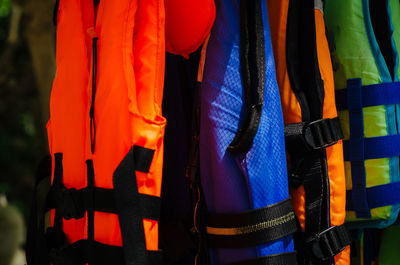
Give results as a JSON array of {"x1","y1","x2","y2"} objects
[{"x1": 200, "y1": 0, "x2": 296, "y2": 264}]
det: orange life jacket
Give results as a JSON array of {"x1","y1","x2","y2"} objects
[
  {"x1": 267, "y1": 0, "x2": 351, "y2": 264},
  {"x1": 26, "y1": 0, "x2": 215, "y2": 264},
  {"x1": 47, "y1": 0, "x2": 166, "y2": 263}
]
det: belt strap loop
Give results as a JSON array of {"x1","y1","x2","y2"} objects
[{"x1": 346, "y1": 78, "x2": 371, "y2": 218}]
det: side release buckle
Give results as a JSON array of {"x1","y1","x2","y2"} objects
[
  {"x1": 49, "y1": 187, "x2": 85, "y2": 220},
  {"x1": 303, "y1": 117, "x2": 344, "y2": 150},
  {"x1": 305, "y1": 224, "x2": 351, "y2": 261},
  {"x1": 284, "y1": 117, "x2": 344, "y2": 153}
]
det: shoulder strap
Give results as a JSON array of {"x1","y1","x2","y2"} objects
[
  {"x1": 228, "y1": 0, "x2": 266, "y2": 155},
  {"x1": 285, "y1": 0, "x2": 349, "y2": 264}
]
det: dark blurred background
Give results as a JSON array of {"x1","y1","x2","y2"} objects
[{"x1": 0, "y1": 0, "x2": 56, "y2": 264}]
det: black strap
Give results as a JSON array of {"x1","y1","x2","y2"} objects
[
  {"x1": 228, "y1": 252, "x2": 298, "y2": 265},
  {"x1": 134, "y1": 146, "x2": 155, "y2": 173},
  {"x1": 45, "y1": 146, "x2": 158, "y2": 222},
  {"x1": 26, "y1": 155, "x2": 52, "y2": 265},
  {"x1": 86, "y1": 160, "x2": 95, "y2": 265},
  {"x1": 46, "y1": 186, "x2": 160, "y2": 221},
  {"x1": 46, "y1": 187, "x2": 111, "y2": 220},
  {"x1": 46, "y1": 145, "x2": 159, "y2": 265},
  {"x1": 49, "y1": 239, "x2": 162, "y2": 265},
  {"x1": 53, "y1": 153, "x2": 63, "y2": 189},
  {"x1": 113, "y1": 145, "x2": 161, "y2": 265},
  {"x1": 141, "y1": 194, "x2": 162, "y2": 221},
  {"x1": 28, "y1": 145, "x2": 157, "y2": 265},
  {"x1": 35, "y1": 155, "x2": 52, "y2": 185},
  {"x1": 53, "y1": 0, "x2": 60, "y2": 26},
  {"x1": 284, "y1": 117, "x2": 343, "y2": 152},
  {"x1": 305, "y1": 224, "x2": 351, "y2": 261},
  {"x1": 52, "y1": 153, "x2": 66, "y2": 248},
  {"x1": 228, "y1": 0, "x2": 265, "y2": 155},
  {"x1": 50, "y1": 240, "x2": 121, "y2": 265},
  {"x1": 206, "y1": 199, "x2": 297, "y2": 248},
  {"x1": 285, "y1": 0, "x2": 333, "y2": 264}
]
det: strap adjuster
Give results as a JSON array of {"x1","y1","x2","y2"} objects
[
  {"x1": 305, "y1": 225, "x2": 351, "y2": 261},
  {"x1": 50, "y1": 187, "x2": 85, "y2": 220},
  {"x1": 303, "y1": 118, "x2": 343, "y2": 150},
  {"x1": 284, "y1": 117, "x2": 343, "y2": 153},
  {"x1": 61, "y1": 188, "x2": 85, "y2": 220}
]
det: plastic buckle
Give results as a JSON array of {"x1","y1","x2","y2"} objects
[
  {"x1": 303, "y1": 118, "x2": 339, "y2": 150},
  {"x1": 60, "y1": 188, "x2": 84, "y2": 220},
  {"x1": 306, "y1": 225, "x2": 347, "y2": 261}
]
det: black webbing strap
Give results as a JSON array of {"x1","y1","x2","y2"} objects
[
  {"x1": 284, "y1": 117, "x2": 343, "y2": 153},
  {"x1": 228, "y1": 252, "x2": 298, "y2": 265},
  {"x1": 52, "y1": 153, "x2": 66, "y2": 248},
  {"x1": 113, "y1": 145, "x2": 161, "y2": 265},
  {"x1": 228, "y1": 0, "x2": 265, "y2": 155},
  {"x1": 305, "y1": 224, "x2": 351, "y2": 261},
  {"x1": 300, "y1": 154, "x2": 327, "y2": 257},
  {"x1": 46, "y1": 187, "x2": 112, "y2": 220},
  {"x1": 53, "y1": 0, "x2": 60, "y2": 26},
  {"x1": 48, "y1": 239, "x2": 162, "y2": 265},
  {"x1": 206, "y1": 199, "x2": 297, "y2": 248},
  {"x1": 50, "y1": 240, "x2": 122, "y2": 265},
  {"x1": 45, "y1": 145, "x2": 158, "y2": 222},
  {"x1": 45, "y1": 185, "x2": 161, "y2": 221},
  {"x1": 87, "y1": 160, "x2": 95, "y2": 265},
  {"x1": 26, "y1": 154, "x2": 52, "y2": 265},
  {"x1": 134, "y1": 145, "x2": 155, "y2": 173},
  {"x1": 141, "y1": 194, "x2": 162, "y2": 221},
  {"x1": 41, "y1": 145, "x2": 158, "y2": 265},
  {"x1": 285, "y1": 0, "x2": 338, "y2": 264}
]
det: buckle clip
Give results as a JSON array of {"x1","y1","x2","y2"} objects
[
  {"x1": 306, "y1": 225, "x2": 350, "y2": 261},
  {"x1": 53, "y1": 187, "x2": 84, "y2": 220},
  {"x1": 303, "y1": 118, "x2": 342, "y2": 150}
]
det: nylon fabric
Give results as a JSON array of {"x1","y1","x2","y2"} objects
[
  {"x1": 325, "y1": 0, "x2": 400, "y2": 228},
  {"x1": 165, "y1": 0, "x2": 215, "y2": 58},
  {"x1": 200, "y1": 0, "x2": 294, "y2": 264},
  {"x1": 46, "y1": 0, "x2": 167, "y2": 262}
]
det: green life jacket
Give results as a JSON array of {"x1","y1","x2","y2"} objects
[{"x1": 325, "y1": 0, "x2": 400, "y2": 228}]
